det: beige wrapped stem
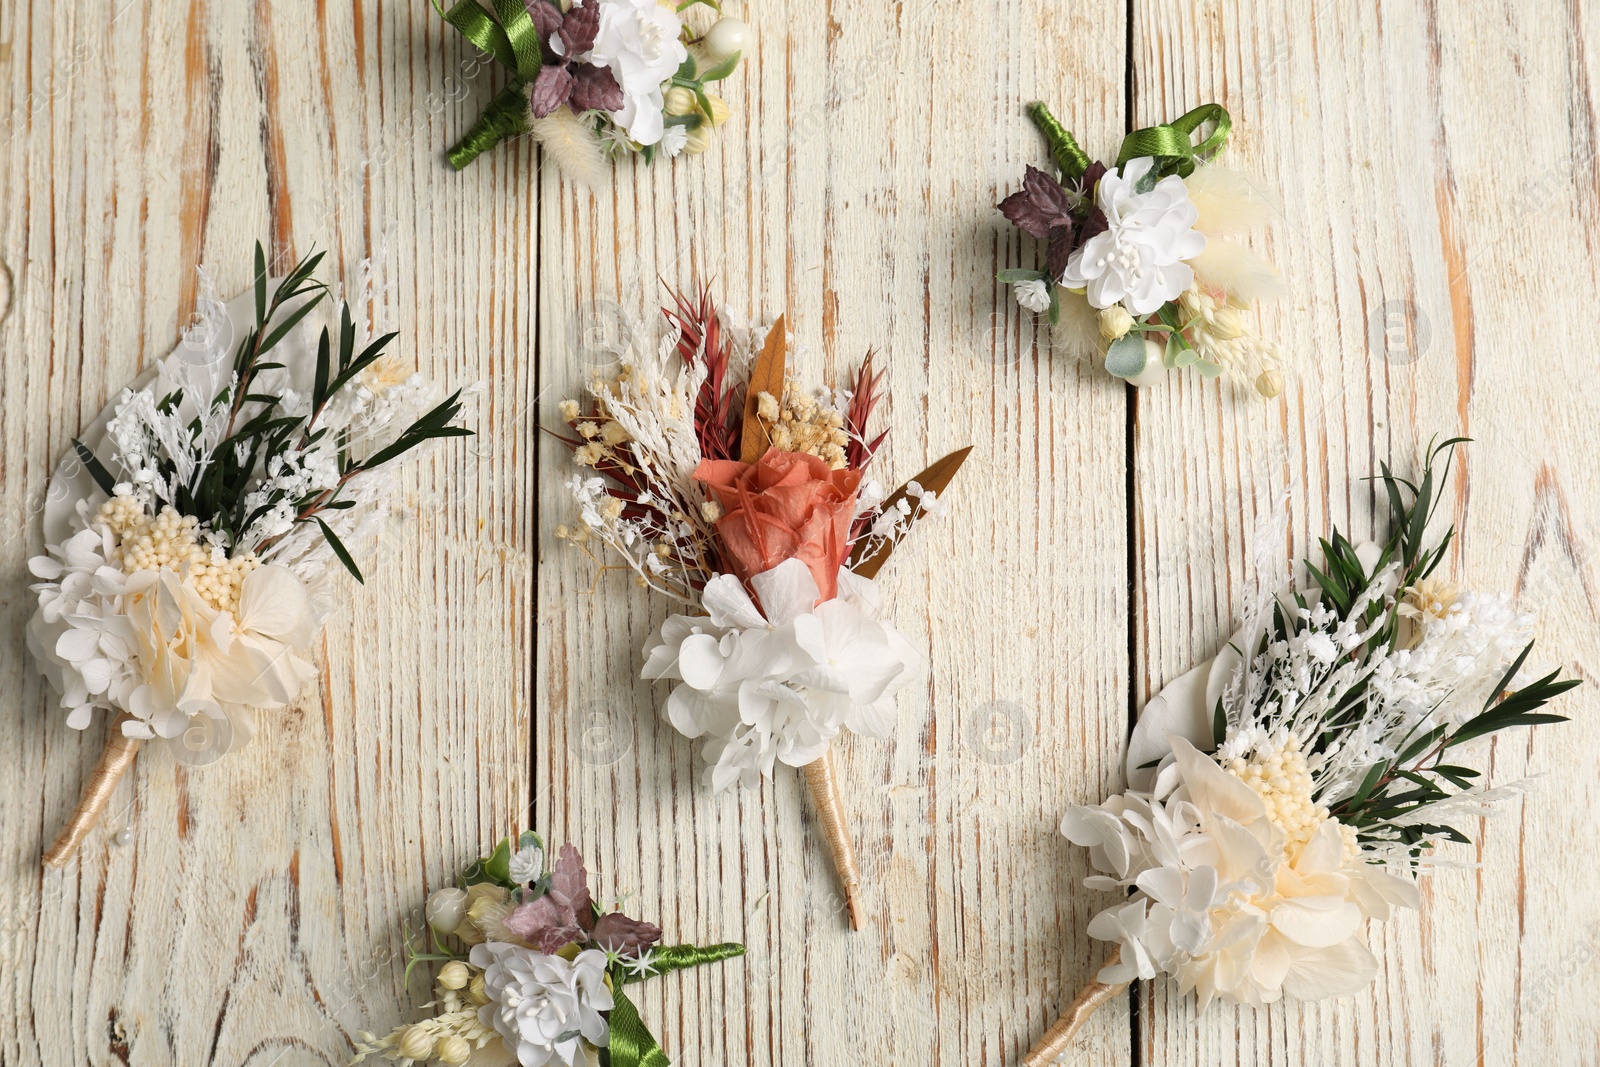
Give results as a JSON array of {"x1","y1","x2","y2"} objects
[
  {"x1": 42, "y1": 713, "x2": 142, "y2": 868},
  {"x1": 1021, "y1": 948, "x2": 1129, "y2": 1066},
  {"x1": 803, "y1": 750, "x2": 865, "y2": 930}
]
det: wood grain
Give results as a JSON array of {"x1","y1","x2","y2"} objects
[
  {"x1": 534, "y1": 2, "x2": 1126, "y2": 1064},
  {"x1": 0, "y1": 4, "x2": 530, "y2": 1064},
  {"x1": 0, "y1": 1, "x2": 1595, "y2": 1065},
  {"x1": 1129, "y1": 1, "x2": 1600, "y2": 1064}
]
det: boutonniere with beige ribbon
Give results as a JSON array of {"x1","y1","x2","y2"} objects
[{"x1": 1025, "y1": 439, "x2": 1576, "y2": 1062}]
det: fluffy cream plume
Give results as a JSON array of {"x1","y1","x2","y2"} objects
[
  {"x1": 1186, "y1": 164, "x2": 1279, "y2": 236},
  {"x1": 1190, "y1": 239, "x2": 1286, "y2": 307},
  {"x1": 1049, "y1": 289, "x2": 1103, "y2": 362},
  {"x1": 528, "y1": 108, "x2": 608, "y2": 187}
]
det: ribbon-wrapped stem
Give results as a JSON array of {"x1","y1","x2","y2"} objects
[
  {"x1": 43, "y1": 712, "x2": 142, "y2": 868},
  {"x1": 1021, "y1": 948, "x2": 1129, "y2": 1066},
  {"x1": 803, "y1": 749, "x2": 865, "y2": 931},
  {"x1": 447, "y1": 82, "x2": 532, "y2": 170},
  {"x1": 1026, "y1": 102, "x2": 1091, "y2": 183}
]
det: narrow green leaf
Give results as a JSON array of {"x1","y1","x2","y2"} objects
[
  {"x1": 315, "y1": 517, "x2": 364, "y2": 584},
  {"x1": 253, "y1": 242, "x2": 268, "y2": 324},
  {"x1": 71, "y1": 439, "x2": 117, "y2": 495}
]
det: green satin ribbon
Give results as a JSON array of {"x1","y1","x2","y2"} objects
[
  {"x1": 437, "y1": 0, "x2": 544, "y2": 168},
  {"x1": 447, "y1": 82, "x2": 531, "y2": 170},
  {"x1": 604, "y1": 943, "x2": 746, "y2": 1067},
  {"x1": 1026, "y1": 101, "x2": 1091, "y2": 182},
  {"x1": 439, "y1": 0, "x2": 542, "y2": 80},
  {"x1": 1116, "y1": 103, "x2": 1231, "y2": 177},
  {"x1": 1027, "y1": 101, "x2": 1232, "y2": 182},
  {"x1": 606, "y1": 985, "x2": 670, "y2": 1067}
]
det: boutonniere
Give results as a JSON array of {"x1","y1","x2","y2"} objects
[
  {"x1": 998, "y1": 102, "x2": 1286, "y2": 396},
  {"x1": 352, "y1": 832, "x2": 743, "y2": 1067},
  {"x1": 437, "y1": 0, "x2": 749, "y2": 176},
  {"x1": 551, "y1": 288, "x2": 969, "y2": 929},
  {"x1": 30, "y1": 245, "x2": 472, "y2": 867},
  {"x1": 1024, "y1": 439, "x2": 1577, "y2": 1063}
]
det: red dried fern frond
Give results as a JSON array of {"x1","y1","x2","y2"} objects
[{"x1": 663, "y1": 284, "x2": 742, "y2": 461}]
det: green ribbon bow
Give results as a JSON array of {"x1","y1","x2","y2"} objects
[
  {"x1": 436, "y1": 0, "x2": 545, "y2": 169},
  {"x1": 1026, "y1": 100, "x2": 1232, "y2": 182},
  {"x1": 603, "y1": 942, "x2": 746, "y2": 1067}
]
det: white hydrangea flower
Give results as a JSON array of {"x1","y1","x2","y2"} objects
[
  {"x1": 641, "y1": 558, "x2": 921, "y2": 791},
  {"x1": 470, "y1": 943, "x2": 613, "y2": 1067},
  {"x1": 1059, "y1": 156, "x2": 1206, "y2": 315}
]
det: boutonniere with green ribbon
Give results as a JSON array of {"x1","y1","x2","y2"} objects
[
  {"x1": 436, "y1": 0, "x2": 749, "y2": 179},
  {"x1": 352, "y1": 832, "x2": 744, "y2": 1067},
  {"x1": 997, "y1": 102, "x2": 1288, "y2": 396}
]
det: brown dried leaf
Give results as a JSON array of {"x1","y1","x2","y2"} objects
[
  {"x1": 849, "y1": 445, "x2": 973, "y2": 579},
  {"x1": 740, "y1": 314, "x2": 787, "y2": 464}
]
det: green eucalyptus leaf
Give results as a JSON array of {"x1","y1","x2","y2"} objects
[{"x1": 1104, "y1": 334, "x2": 1149, "y2": 378}]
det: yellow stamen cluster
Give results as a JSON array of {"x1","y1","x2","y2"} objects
[
  {"x1": 96, "y1": 497, "x2": 258, "y2": 614},
  {"x1": 1223, "y1": 732, "x2": 1336, "y2": 863},
  {"x1": 759, "y1": 381, "x2": 849, "y2": 469}
]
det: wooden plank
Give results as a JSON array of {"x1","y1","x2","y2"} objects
[
  {"x1": 534, "y1": 2, "x2": 1129, "y2": 1063},
  {"x1": 0, "y1": 4, "x2": 531, "y2": 1064},
  {"x1": 1129, "y1": 1, "x2": 1600, "y2": 1063}
]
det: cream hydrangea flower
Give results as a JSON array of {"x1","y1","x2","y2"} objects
[
  {"x1": 1059, "y1": 156, "x2": 1206, "y2": 316},
  {"x1": 1064, "y1": 734, "x2": 1419, "y2": 1007}
]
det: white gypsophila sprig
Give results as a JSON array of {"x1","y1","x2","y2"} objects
[{"x1": 562, "y1": 312, "x2": 723, "y2": 604}]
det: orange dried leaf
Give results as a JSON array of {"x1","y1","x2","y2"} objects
[
  {"x1": 740, "y1": 314, "x2": 787, "y2": 464},
  {"x1": 849, "y1": 445, "x2": 972, "y2": 579}
]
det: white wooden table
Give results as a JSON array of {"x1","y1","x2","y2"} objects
[{"x1": 3, "y1": 2, "x2": 1597, "y2": 1064}]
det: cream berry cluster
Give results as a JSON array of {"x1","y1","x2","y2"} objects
[
  {"x1": 96, "y1": 493, "x2": 259, "y2": 614},
  {"x1": 1222, "y1": 729, "x2": 1356, "y2": 864}
]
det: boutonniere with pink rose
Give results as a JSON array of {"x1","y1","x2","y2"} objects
[
  {"x1": 997, "y1": 101, "x2": 1288, "y2": 396},
  {"x1": 551, "y1": 288, "x2": 969, "y2": 929}
]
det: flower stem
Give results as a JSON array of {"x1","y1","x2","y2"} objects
[
  {"x1": 43, "y1": 712, "x2": 142, "y2": 868},
  {"x1": 1022, "y1": 948, "x2": 1129, "y2": 1065}
]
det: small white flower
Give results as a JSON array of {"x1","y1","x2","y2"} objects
[
  {"x1": 621, "y1": 948, "x2": 658, "y2": 979},
  {"x1": 508, "y1": 842, "x2": 545, "y2": 885},
  {"x1": 1012, "y1": 278, "x2": 1052, "y2": 314},
  {"x1": 658, "y1": 124, "x2": 689, "y2": 158}
]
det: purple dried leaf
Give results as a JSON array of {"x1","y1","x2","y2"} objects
[
  {"x1": 1079, "y1": 161, "x2": 1106, "y2": 195},
  {"x1": 503, "y1": 894, "x2": 582, "y2": 954},
  {"x1": 1046, "y1": 229, "x2": 1074, "y2": 280},
  {"x1": 590, "y1": 911, "x2": 664, "y2": 955},
  {"x1": 1075, "y1": 207, "x2": 1109, "y2": 249},
  {"x1": 550, "y1": 844, "x2": 593, "y2": 916},
  {"x1": 559, "y1": 1, "x2": 601, "y2": 55},
  {"x1": 998, "y1": 165, "x2": 1075, "y2": 239},
  {"x1": 569, "y1": 65, "x2": 624, "y2": 114},
  {"x1": 529, "y1": 64, "x2": 576, "y2": 118},
  {"x1": 525, "y1": 0, "x2": 565, "y2": 41}
]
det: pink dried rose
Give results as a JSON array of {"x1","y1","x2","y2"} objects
[{"x1": 694, "y1": 450, "x2": 861, "y2": 603}]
